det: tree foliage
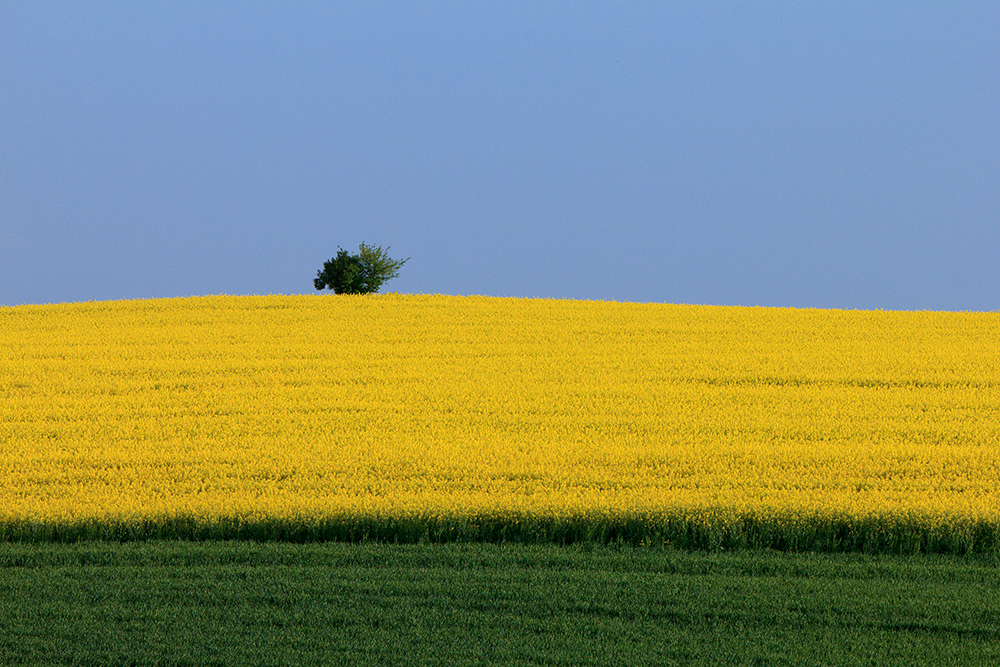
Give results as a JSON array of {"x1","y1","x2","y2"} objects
[{"x1": 314, "y1": 243, "x2": 409, "y2": 294}]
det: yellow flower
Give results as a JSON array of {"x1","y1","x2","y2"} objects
[{"x1": 1, "y1": 294, "x2": 998, "y2": 545}]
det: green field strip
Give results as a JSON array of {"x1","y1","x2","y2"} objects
[{"x1": 1, "y1": 541, "x2": 999, "y2": 666}]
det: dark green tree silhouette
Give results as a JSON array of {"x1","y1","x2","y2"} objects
[{"x1": 314, "y1": 243, "x2": 409, "y2": 294}]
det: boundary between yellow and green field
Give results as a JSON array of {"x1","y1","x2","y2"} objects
[{"x1": 3, "y1": 510, "x2": 998, "y2": 555}]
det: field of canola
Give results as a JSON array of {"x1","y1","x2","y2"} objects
[{"x1": 2, "y1": 294, "x2": 999, "y2": 552}]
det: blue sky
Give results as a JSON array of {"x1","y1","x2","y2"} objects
[{"x1": 2, "y1": 3, "x2": 998, "y2": 310}]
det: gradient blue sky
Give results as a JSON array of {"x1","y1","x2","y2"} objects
[{"x1": 2, "y1": 3, "x2": 998, "y2": 310}]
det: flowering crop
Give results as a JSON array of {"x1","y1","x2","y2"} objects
[{"x1": 2, "y1": 294, "x2": 998, "y2": 551}]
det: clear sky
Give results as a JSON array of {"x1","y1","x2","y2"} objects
[{"x1": 2, "y1": 3, "x2": 998, "y2": 311}]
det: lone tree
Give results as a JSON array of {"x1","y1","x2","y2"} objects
[{"x1": 314, "y1": 243, "x2": 409, "y2": 294}]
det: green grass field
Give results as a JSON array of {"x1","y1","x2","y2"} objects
[{"x1": 2, "y1": 541, "x2": 998, "y2": 666}]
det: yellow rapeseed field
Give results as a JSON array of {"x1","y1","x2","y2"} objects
[{"x1": 2, "y1": 294, "x2": 998, "y2": 550}]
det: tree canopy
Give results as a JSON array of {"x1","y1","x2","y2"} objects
[{"x1": 314, "y1": 243, "x2": 409, "y2": 294}]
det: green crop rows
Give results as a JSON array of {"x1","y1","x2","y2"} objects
[{"x1": 2, "y1": 541, "x2": 998, "y2": 666}]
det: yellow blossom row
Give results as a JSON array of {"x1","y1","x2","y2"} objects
[{"x1": 2, "y1": 294, "x2": 999, "y2": 547}]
